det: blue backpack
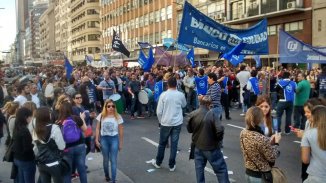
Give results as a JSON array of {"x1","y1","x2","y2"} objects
[{"x1": 62, "y1": 118, "x2": 81, "y2": 144}]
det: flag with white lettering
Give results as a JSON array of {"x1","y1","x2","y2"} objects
[
  {"x1": 222, "y1": 42, "x2": 246, "y2": 66},
  {"x1": 187, "y1": 48, "x2": 195, "y2": 68},
  {"x1": 112, "y1": 30, "x2": 130, "y2": 57}
]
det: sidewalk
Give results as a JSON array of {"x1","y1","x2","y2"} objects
[{"x1": 0, "y1": 140, "x2": 134, "y2": 183}]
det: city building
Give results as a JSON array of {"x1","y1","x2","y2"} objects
[
  {"x1": 24, "y1": 16, "x2": 32, "y2": 62},
  {"x1": 312, "y1": 0, "x2": 326, "y2": 47},
  {"x1": 70, "y1": 0, "x2": 101, "y2": 63},
  {"x1": 54, "y1": 0, "x2": 71, "y2": 55},
  {"x1": 39, "y1": 2, "x2": 56, "y2": 65},
  {"x1": 15, "y1": 0, "x2": 29, "y2": 64},
  {"x1": 30, "y1": 0, "x2": 48, "y2": 64}
]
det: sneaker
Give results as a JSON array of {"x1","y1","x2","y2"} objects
[
  {"x1": 169, "y1": 165, "x2": 176, "y2": 172},
  {"x1": 240, "y1": 113, "x2": 245, "y2": 116},
  {"x1": 71, "y1": 173, "x2": 79, "y2": 180},
  {"x1": 105, "y1": 176, "x2": 111, "y2": 182},
  {"x1": 137, "y1": 115, "x2": 145, "y2": 119},
  {"x1": 284, "y1": 131, "x2": 291, "y2": 135},
  {"x1": 226, "y1": 117, "x2": 232, "y2": 120},
  {"x1": 151, "y1": 160, "x2": 161, "y2": 169}
]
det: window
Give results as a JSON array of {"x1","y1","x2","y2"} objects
[
  {"x1": 167, "y1": 5, "x2": 172, "y2": 19},
  {"x1": 285, "y1": 21, "x2": 303, "y2": 32},
  {"x1": 131, "y1": 19, "x2": 135, "y2": 29},
  {"x1": 318, "y1": 20, "x2": 322, "y2": 32},
  {"x1": 144, "y1": 14, "x2": 149, "y2": 26},
  {"x1": 155, "y1": 32, "x2": 160, "y2": 44},
  {"x1": 135, "y1": 17, "x2": 139, "y2": 28},
  {"x1": 167, "y1": 30, "x2": 172, "y2": 38},
  {"x1": 149, "y1": 12, "x2": 154, "y2": 24},
  {"x1": 161, "y1": 31, "x2": 166, "y2": 40},
  {"x1": 155, "y1": 10, "x2": 160, "y2": 22},
  {"x1": 267, "y1": 25, "x2": 276, "y2": 36},
  {"x1": 139, "y1": 16, "x2": 144, "y2": 27},
  {"x1": 161, "y1": 8, "x2": 166, "y2": 21},
  {"x1": 88, "y1": 34, "x2": 99, "y2": 41}
]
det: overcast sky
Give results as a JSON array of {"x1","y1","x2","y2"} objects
[{"x1": 0, "y1": 0, "x2": 16, "y2": 52}]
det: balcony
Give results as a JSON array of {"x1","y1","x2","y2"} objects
[{"x1": 226, "y1": 0, "x2": 305, "y2": 25}]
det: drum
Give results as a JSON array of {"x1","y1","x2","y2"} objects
[
  {"x1": 109, "y1": 94, "x2": 124, "y2": 114},
  {"x1": 144, "y1": 88, "x2": 153, "y2": 101},
  {"x1": 138, "y1": 89, "x2": 153, "y2": 104}
]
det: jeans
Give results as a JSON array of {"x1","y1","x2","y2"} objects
[
  {"x1": 194, "y1": 148, "x2": 229, "y2": 183},
  {"x1": 221, "y1": 93, "x2": 230, "y2": 119},
  {"x1": 276, "y1": 101, "x2": 293, "y2": 133},
  {"x1": 186, "y1": 90, "x2": 196, "y2": 112},
  {"x1": 294, "y1": 106, "x2": 307, "y2": 130},
  {"x1": 63, "y1": 144, "x2": 87, "y2": 183},
  {"x1": 245, "y1": 174, "x2": 263, "y2": 183},
  {"x1": 14, "y1": 159, "x2": 36, "y2": 183},
  {"x1": 100, "y1": 135, "x2": 119, "y2": 181},
  {"x1": 270, "y1": 92, "x2": 278, "y2": 110},
  {"x1": 38, "y1": 163, "x2": 63, "y2": 183},
  {"x1": 156, "y1": 124, "x2": 182, "y2": 168},
  {"x1": 147, "y1": 97, "x2": 155, "y2": 116},
  {"x1": 131, "y1": 95, "x2": 142, "y2": 116}
]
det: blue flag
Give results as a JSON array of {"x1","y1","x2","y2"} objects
[
  {"x1": 85, "y1": 55, "x2": 93, "y2": 65},
  {"x1": 163, "y1": 38, "x2": 175, "y2": 48},
  {"x1": 253, "y1": 55, "x2": 261, "y2": 68},
  {"x1": 187, "y1": 48, "x2": 195, "y2": 68},
  {"x1": 279, "y1": 30, "x2": 326, "y2": 63},
  {"x1": 143, "y1": 48, "x2": 155, "y2": 72},
  {"x1": 222, "y1": 42, "x2": 246, "y2": 66},
  {"x1": 178, "y1": 1, "x2": 269, "y2": 55},
  {"x1": 138, "y1": 42, "x2": 152, "y2": 49},
  {"x1": 64, "y1": 56, "x2": 73, "y2": 80},
  {"x1": 138, "y1": 50, "x2": 147, "y2": 66},
  {"x1": 101, "y1": 55, "x2": 110, "y2": 66}
]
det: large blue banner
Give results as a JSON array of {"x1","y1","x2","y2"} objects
[
  {"x1": 178, "y1": 1, "x2": 269, "y2": 55},
  {"x1": 279, "y1": 30, "x2": 326, "y2": 63}
]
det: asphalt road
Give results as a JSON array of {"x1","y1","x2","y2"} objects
[{"x1": 118, "y1": 108, "x2": 302, "y2": 183}]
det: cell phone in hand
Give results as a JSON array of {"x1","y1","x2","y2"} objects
[{"x1": 289, "y1": 125, "x2": 297, "y2": 132}]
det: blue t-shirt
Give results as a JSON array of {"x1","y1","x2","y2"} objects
[
  {"x1": 195, "y1": 75, "x2": 208, "y2": 95},
  {"x1": 277, "y1": 79, "x2": 296, "y2": 102}
]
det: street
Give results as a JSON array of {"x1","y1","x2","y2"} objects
[{"x1": 0, "y1": 108, "x2": 302, "y2": 183}]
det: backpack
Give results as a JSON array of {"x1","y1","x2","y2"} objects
[{"x1": 62, "y1": 118, "x2": 81, "y2": 144}]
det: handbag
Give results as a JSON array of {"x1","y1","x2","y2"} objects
[
  {"x1": 3, "y1": 138, "x2": 14, "y2": 162},
  {"x1": 241, "y1": 138, "x2": 287, "y2": 183},
  {"x1": 84, "y1": 125, "x2": 93, "y2": 137}
]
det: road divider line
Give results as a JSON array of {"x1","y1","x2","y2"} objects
[
  {"x1": 141, "y1": 137, "x2": 159, "y2": 147},
  {"x1": 293, "y1": 141, "x2": 301, "y2": 144},
  {"x1": 227, "y1": 124, "x2": 245, "y2": 130}
]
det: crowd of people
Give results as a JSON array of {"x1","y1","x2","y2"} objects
[{"x1": 0, "y1": 63, "x2": 326, "y2": 183}]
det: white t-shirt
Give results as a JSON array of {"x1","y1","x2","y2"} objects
[
  {"x1": 96, "y1": 114, "x2": 123, "y2": 136},
  {"x1": 14, "y1": 95, "x2": 28, "y2": 106}
]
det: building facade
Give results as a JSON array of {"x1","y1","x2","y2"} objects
[
  {"x1": 39, "y1": 2, "x2": 56, "y2": 64},
  {"x1": 312, "y1": 0, "x2": 326, "y2": 47},
  {"x1": 70, "y1": 0, "x2": 101, "y2": 62},
  {"x1": 54, "y1": 0, "x2": 71, "y2": 54},
  {"x1": 15, "y1": 0, "x2": 29, "y2": 64}
]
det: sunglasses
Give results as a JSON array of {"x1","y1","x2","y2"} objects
[
  {"x1": 106, "y1": 105, "x2": 115, "y2": 108},
  {"x1": 75, "y1": 97, "x2": 82, "y2": 99}
]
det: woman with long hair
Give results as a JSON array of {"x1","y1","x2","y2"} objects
[
  {"x1": 12, "y1": 107, "x2": 35, "y2": 183},
  {"x1": 51, "y1": 94, "x2": 70, "y2": 124},
  {"x1": 255, "y1": 95, "x2": 273, "y2": 137},
  {"x1": 301, "y1": 106, "x2": 326, "y2": 182},
  {"x1": 57, "y1": 102, "x2": 87, "y2": 183},
  {"x1": 33, "y1": 107, "x2": 66, "y2": 183},
  {"x1": 240, "y1": 107, "x2": 281, "y2": 183},
  {"x1": 23, "y1": 101, "x2": 37, "y2": 134},
  {"x1": 2, "y1": 101, "x2": 20, "y2": 140},
  {"x1": 95, "y1": 99, "x2": 124, "y2": 183}
]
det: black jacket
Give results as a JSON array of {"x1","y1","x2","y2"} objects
[
  {"x1": 12, "y1": 126, "x2": 35, "y2": 161},
  {"x1": 187, "y1": 106, "x2": 224, "y2": 151}
]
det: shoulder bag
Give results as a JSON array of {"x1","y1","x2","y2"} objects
[{"x1": 241, "y1": 137, "x2": 287, "y2": 183}]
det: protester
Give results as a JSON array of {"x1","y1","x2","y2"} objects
[
  {"x1": 33, "y1": 107, "x2": 66, "y2": 183},
  {"x1": 95, "y1": 99, "x2": 124, "y2": 183},
  {"x1": 236, "y1": 65, "x2": 250, "y2": 116},
  {"x1": 14, "y1": 83, "x2": 30, "y2": 107},
  {"x1": 255, "y1": 95, "x2": 273, "y2": 137},
  {"x1": 294, "y1": 73, "x2": 311, "y2": 130},
  {"x1": 301, "y1": 106, "x2": 326, "y2": 183},
  {"x1": 187, "y1": 96, "x2": 229, "y2": 183},
  {"x1": 152, "y1": 77, "x2": 186, "y2": 171},
  {"x1": 12, "y1": 107, "x2": 35, "y2": 183},
  {"x1": 240, "y1": 106, "x2": 281, "y2": 183}
]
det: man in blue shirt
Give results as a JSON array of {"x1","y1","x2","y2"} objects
[{"x1": 275, "y1": 71, "x2": 297, "y2": 134}]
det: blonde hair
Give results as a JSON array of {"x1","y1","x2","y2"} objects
[
  {"x1": 2, "y1": 101, "x2": 20, "y2": 116},
  {"x1": 311, "y1": 106, "x2": 326, "y2": 150},
  {"x1": 101, "y1": 99, "x2": 120, "y2": 121},
  {"x1": 55, "y1": 94, "x2": 70, "y2": 110},
  {"x1": 245, "y1": 106, "x2": 264, "y2": 129}
]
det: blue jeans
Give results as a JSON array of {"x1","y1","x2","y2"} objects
[
  {"x1": 293, "y1": 106, "x2": 306, "y2": 130},
  {"x1": 14, "y1": 159, "x2": 36, "y2": 183},
  {"x1": 63, "y1": 144, "x2": 87, "y2": 183},
  {"x1": 245, "y1": 174, "x2": 262, "y2": 183},
  {"x1": 194, "y1": 148, "x2": 229, "y2": 183},
  {"x1": 101, "y1": 135, "x2": 119, "y2": 181},
  {"x1": 156, "y1": 124, "x2": 182, "y2": 168},
  {"x1": 270, "y1": 92, "x2": 278, "y2": 110},
  {"x1": 186, "y1": 90, "x2": 196, "y2": 112},
  {"x1": 276, "y1": 101, "x2": 293, "y2": 133}
]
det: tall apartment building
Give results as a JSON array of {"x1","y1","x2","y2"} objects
[
  {"x1": 54, "y1": 0, "x2": 71, "y2": 54},
  {"x1": 312, "y1": 0, "x2": 326, "y2": 47},
  {"x1": 15, "y1": 0, "x2": 29, "y2": 64},
  {"x1": 24, "y1": 16, "x2": 32, "y2": 62},
  {"x1": 70, "y1": 0, "x2": 101, "y2": 62},
  {"x1": 30, "y1": 0, "x2": 48, "y2": 62}
]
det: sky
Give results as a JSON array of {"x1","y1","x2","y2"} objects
[{"x1": 0, "y1": 0, "x2": 16, "y2": 52}]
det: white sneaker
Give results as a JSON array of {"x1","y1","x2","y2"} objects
[
  {"x1": 151, "y1": 159, "x2": 161, "y2": 169},
  {"x1": 169, "y1": 165, "x2": 176, "y2": 172},
  {"x1": 240, "y1": 113, "x2": 245, "y2": 116}
]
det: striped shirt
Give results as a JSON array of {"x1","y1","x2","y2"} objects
[{"x1": 206, "y1": 82, "x2": 221, "y2": 107}]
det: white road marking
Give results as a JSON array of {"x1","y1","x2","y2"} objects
[
  {"x1": 227, "y1": 124, "x2": 245, "y2": 130},
  {"x1": 142, "y1": 137, "x2": 234, "y2": 176},
  {"x1": 141, "y1": 137, "x2": 159, "y2": 147},
  {"x1": 294, "y1": 141, "x2": 301, "y2": 144}
]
